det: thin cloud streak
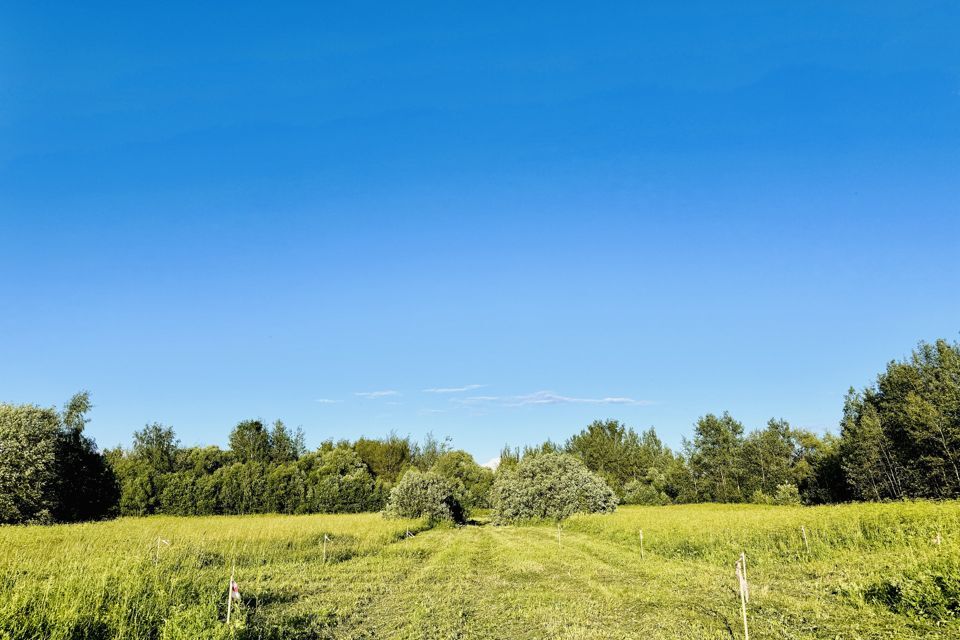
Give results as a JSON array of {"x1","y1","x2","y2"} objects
[
  {"x1": 354, "y1": 390, "x2": 400, "y2": 399},
  {"x1": 314, "y1": 398, "x2": 340, "y2": 404},
  {"x1": 454, "y1": 390, "x2": 653, "y2": 407},
  {"x1": 423, "y1": 384, "x2": 486, "y2": 393}
]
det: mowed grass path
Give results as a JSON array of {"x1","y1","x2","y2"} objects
[{"x1": 2, "y1": 503, "x2": 959, "y2": 639}]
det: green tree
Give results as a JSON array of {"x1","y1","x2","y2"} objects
[
  {"x1": 307, "y1": 447, "x2": 383, "y2": 513},
  {"x1": 497, "y1": 445, "x2": 521, "y2": 471},
  {"x1": 267, "y1": 463, "x2": 308, "y2": 514},
  {"x1": 413, "y1": 432, "x2": 452, "y2": 471},
  {"x1": 566, "y1": 420, "x2": 639, "y2": 492},
  {"x1": 687, "y1": 412, "x2": 746, "y2": 502},
  {"x1": 663, "y1": 455, "x2": 697, "y2": 503},
  {"x1": 269, "y1": 420, "x2": 305, "y2": 464},
  {"x1": 229, "y1": 420, "x2": 271, "y2": 464},
  {"x1": 0, "y1": 403, "x2": 60, "y2": 524},
  {"x1": 159, "y1": 471, "x2": 201, "y2": 515},
  {"x1": 109, "y1": 422, "x2": 180, "y2": 516},
  {"x1": 622, "y1": 469, "x2": 671, "y2": 505},
  {"x1": 176, "y1": 446, "x2": 232, "y2": 476},
  {"x1": 839, "y1": 390, "x2": 904, "y2": 500},
  {"x1": 431, "y1": 450, "x2": 494, "y2": 510},
  {"x1": 353, "y1": 434, "x2": 414, "y2": 485},
  {"x1": 794, "y1": 430, "x2": 847, "y2": 504},
  {"x1": 0, "y1": 393, "x2": 118, "y2": 524},
  {"x1": 216, "y1": 462, "x2": 270, "y2": 514},
  {"x1": 876, "y1": 339, "x2": 960, "y2": 496},
  {"x1": 490, "y1": 452, "x2": 617, "y2": 523},
  {"x1": 741, "y1": 418, "x2": 796, "y2": 496},
  {"x1": 132, "y1": 423, "x2": 179, "y2": 474},
  {"x1": 50, "y1": 392, "x2": 119, "y2": 522}
]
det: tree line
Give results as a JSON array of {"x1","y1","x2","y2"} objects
[
  {"x1": 1, "y1": 338, "x2": 958, "y2": 525},
  {"x1": 104, "y1": 423, "x2": 493, "y2": 519}
]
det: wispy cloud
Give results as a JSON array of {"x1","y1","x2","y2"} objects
[
  {"x1": 454, "y1": 390, "x2": 652, "y2": 407},
  {"x1": 453, "y1": 395, "x2": 501, "y2": 404},
  {"x1": 418, "y1": 408, "x2": 446, "y2": 415},
  {"x1": 423, "y1": 384, "x2": 486, "y2": 394},
  {"x1": 354, "y1": 390, "x2": 400, "y2": 399},
  {"x1": 314, "y1": 398, "x2": 340, "y2": 404}
]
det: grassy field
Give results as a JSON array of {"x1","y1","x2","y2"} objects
[{"x1": 1, "y1": 503, "x2": 958, "y2": 639}]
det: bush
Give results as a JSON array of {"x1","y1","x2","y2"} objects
[
  {"x1": 309, "y1": 448, "x2": 384, "y2": 513},
  {"x1": 0, "y1": 394, "x2": 118, "y2": 524},
  {"x1": 431, "y1": 451, "x2": 494, "y2": 510},
  {"x1": 622, "y1": 479, "x2": 670, "y2": 505},
  {"x1": 750, "y1": 489, "x2": 772, "y2": 505},
  {"x1": 773, "y1": 483, "x2": 802, "y2": 506},
  {"x1": 384, "y1": 469, "x2": 465, "y2": 524},
  {"x1": 490, "y1": 452, "x2": 617, "y2": 523},
  {"x1": 0, "y1": 404, "x2": 59, "y2": 524}
]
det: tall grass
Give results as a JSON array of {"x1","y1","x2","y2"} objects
[
  {"x1": 0, "y1": 513, "x2": 425, "y2": 639},
  {"x1": 2, "y1": 502, "x2": 958, "y2": 638},
  {"x1": 565, "y1": 501, "x2": 960, "y2": 563}
]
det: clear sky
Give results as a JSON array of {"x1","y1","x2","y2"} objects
[{"x1": 2, "y1": 2, "x2": 958, "y2": 464}]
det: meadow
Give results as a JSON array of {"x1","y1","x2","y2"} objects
[{"x1": 1, "y1": 502, "x2": 958, "y2": 639}]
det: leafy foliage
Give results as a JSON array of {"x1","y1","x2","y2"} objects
[
  {"x1": 0, "y1": 404, "x2": 59, "y2": 524},
  {"x1": 0, "y1": 392, "x2": 117, "y2": 524},
  {"x1": 772, "y1": 482, "x2": 802, "y2": 506},
  {"x1": 431, "y1": 450, "x2": 494, "y2": 510},
  {"x1": 490, "y1": 452, "x2": 617, "y2": 522},
  {"x1": 384, "y1": 468, "x2": 465, "y2": 523},
  {"x1": 566, "y1": 420, "x2": 674, "y2": 497},
  {"x1": 840, "y1": 339, "x2": 960, "y2": 500},
  {"x1": 354, "y1": 433, "x2": 415, "y2": 485}
]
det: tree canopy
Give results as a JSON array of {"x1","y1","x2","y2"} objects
[{"x1": 0, "y1": 392, "x2": 117, "y2": 524}]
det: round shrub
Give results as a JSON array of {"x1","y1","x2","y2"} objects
[
  {"x1": 431, "y1": 450, "x2": 494, "y2": 510},
  {"x1": 622, "y1": 479, "x2": 670, "y2": 506},
  {"x1": 384, "y1": 469, "x2": 465, "y2": 524},
  {"x1": 773, "y1": 482, "x2": 802, "y2": 506},
  {"x1": 490, "y1": 452, "x2": 617, "y2": 523}
]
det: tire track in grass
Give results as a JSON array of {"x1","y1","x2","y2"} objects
[
  {"x1": 332, "y1": 525, "x2": 618, "y2": 639},
  {"x1": 516, "y1": 525, "x2": 738, "y2": 639},
  {"x1": 246, "y1": 524, "x2": 441, "y2": 638},
  {"x1": 325, "y1": 535, "x2": 445, "y2": 638},
  {"x1": 329, "y1": 526, "x2": 494, "y2": 639},
  {"x1": 469, "y1": 525, "x2": 652, "y2": 639}
]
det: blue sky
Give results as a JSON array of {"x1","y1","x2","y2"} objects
[{"x1": 2, "y1": 2, "x2": 958, "y2": 463}]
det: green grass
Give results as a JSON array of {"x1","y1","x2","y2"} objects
[{"x1": 1, "y1": 502, "x2": 958, "y2": 639}]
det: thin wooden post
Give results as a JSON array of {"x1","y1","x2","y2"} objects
[
  {"x1": 226, "y1": 562, "x2": 235, "y2": 624},
  {"x1": 639, "y1": 529, "x2": 644, "y2": 560},
  {"x1": 801, "y1": 525, "x2": 810, "y2": 554},
  {"x1": 735, "y1": 557, "x2": 749, "y2": 640},
  {"x1": 740, "y1": 551, "x2": 749, "y2": 603},
  {"x1": 323, "y1": 534, "x2": 329, "y2": 563}
]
